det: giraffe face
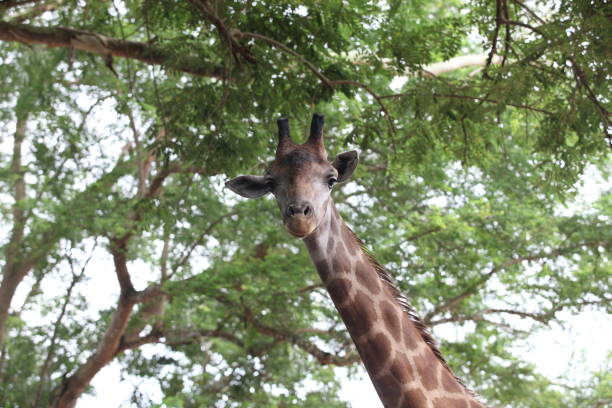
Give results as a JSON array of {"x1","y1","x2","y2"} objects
[
  {"x1": 265, "y1": 147, "x2": 343, "y2": 238},
  {"x1": 226, "y1": 114, "x2": 358, "y2": 238}
]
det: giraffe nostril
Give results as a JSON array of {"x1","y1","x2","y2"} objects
[{"x1": 286, "y1": 202, "x2": 313, "y2": 218}]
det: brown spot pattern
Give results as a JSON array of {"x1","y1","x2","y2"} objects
[
  {"x1": 374, "y1": 374, "x2": 402, "y2": 407},
  {"x1": 342, "y1": 226, "x2": 359, "y2": 256},
  {"x1": 402, "y1": 388, "x2": 428, "y2": 408},
  {"x1": 441, "y1": 370, "x2": 463, "y2": 394},
  {"x1": 402, "y1": 314, "x2": 419, "y2": 350},
  {"x1": 414, "y1": 353, "x2": 438, "y2": 391},
  {"x1": 335, "y1": 240, "x2": 349, "y2": 261},
  {"x1": 390, "y1": 357, "x2": 414, "y2": 385},
  {"x1": 380, "y1": 300, "x2": 402, "y2": 342},
  {"x1": 331, "y1": 257, "x2": 349, "y2": 276},
  {"x1": 340, "y1": 291, "x2": 378, "y2": 337},
  {"x1": 331, "y1": 244, "x2": 350, "y2": 275},
  {"x1": 314, "y1": 211, "x2": 474, "y2": 407},
  {"x1": 355, "y1": 261, "x2": 381, "y2": 295},
  {"x1": 434, "y1": 398, "x2": 469, "y2": 408},
  {"x1": 314, "y1": 260, "x2": 331, "y2": 282},
  {"x1": 359, "y1": 332, "x2": 392, "y2": 374},
  {"x1": 326, "y1": 278, "x2": 352, "y2": 305}
]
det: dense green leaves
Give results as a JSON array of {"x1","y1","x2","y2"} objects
[{"x1": 0, "y1": 0, "x2": 610, "y2": 407}]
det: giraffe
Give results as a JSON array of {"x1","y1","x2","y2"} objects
[{"x1": 226, "y1": 114, "x2": 486, "y2": 408}]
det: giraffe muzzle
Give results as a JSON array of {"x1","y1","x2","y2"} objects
[
  {"x1": 286, "y1": 202, "x2": 313, "y2": 218},
  {"x1": 284, "y1": 202, "x2": 316, "y2": 237}
]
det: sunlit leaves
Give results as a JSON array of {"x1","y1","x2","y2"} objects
[{"x1": 0, "y1": 0, "x2": 610, "y2": 407}]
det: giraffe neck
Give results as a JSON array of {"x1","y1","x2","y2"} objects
[{"x1": 303, "y1": 200, "x2": 483, "y2": 408}]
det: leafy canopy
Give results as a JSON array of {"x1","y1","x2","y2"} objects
[{"x1": 0, "y1": 0, "x2": 610, "y2": 407}]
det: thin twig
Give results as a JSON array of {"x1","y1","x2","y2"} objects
[
  {"x1": 381, "y1": 91, "x2": 554, "y2": 115},
  {"x1": 484, "y1": 0, "x2": 503, "y2": 78},
  {"x1": 330, "y1": 79, "x2": 396, "y2": 134},
  {"x1": 501, "y1": 0, "x2": 511, "y2": 68},
  {"x1": 189, "y1": 0, "x2": 256, "y2": 63},
  {"x1": 240, "y1": 31, "x2": 331, "y2": 86},
  {"x1": 239, "y1": 31, "x2": 397, "y2": 135},
  {"x1": 499, "y1": 18, "x2": 545, "y2": 36},
  {"x1": 510, "y1": 0, "x2": 546, "y2": 24}
]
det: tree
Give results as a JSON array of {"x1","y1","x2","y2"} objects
[{"x1": 0, "y1": 0, "x2": 609, "y2": 407}]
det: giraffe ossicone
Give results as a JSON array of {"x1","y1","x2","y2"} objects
[{"x1": 226, "y1": 114, "x2": 485, "y2": 408}]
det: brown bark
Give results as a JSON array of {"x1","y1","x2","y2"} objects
[
  {"x1": 51, "y1": 296, "x2": 135, "y2": 408},
  {"x1": 223, "y1": 296, "x2": 359, "y2": 367},
  {"x1": 50, "y1": 164, "x2": 179, "y2": 407},
  {"x1": 0, "y1": 21, "x2": 226, "y2": 79},
  {"x1": 50, "y1": 265, "x2": 165, "y2": 407},
  {"x1": 0, "y1": 151, "x2": 133, "y2": 347},
  {"x1": 188, "y1": 0, "x2": 256, "y2": 63},
  {"x1": 0, "y1": 115, "x2": 28, "y2": 347},
  {"x1": 51, "y1": 245, "x2": 136, "y2": 408}
]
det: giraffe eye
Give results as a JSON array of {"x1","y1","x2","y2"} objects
[
  {"x1": 327, "y1": 177, "x2": 337, "y2": 189},
  {"x1": 265, "y1": 178, "x2": 276, "y2": 190}
]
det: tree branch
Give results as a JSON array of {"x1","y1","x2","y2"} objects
[
  {"x1": 0, "y1": 114, "x2": 28, "y2": 346},
  {"x1": 510, "y1": 0, "x2": 546, "y2": 24},
  {"x1": 499, "y1": 17, "x2": 545, "y2": 36},
  {"x1": 31, "y1": 245, "x2": 94, "y2": 408},
  {"x1": 239, "y1": 301, "x2": 359, "y2": 367},
  {"x1": 0, "y1": 152, "x2": 134, "y2": 349},
  {"x1": 52, "y1": 242, "x2": 137, "y2": 408},
  {"x1": 109, "y1": 239, "x2": 135, "y2": 296},
  {"x1": 483, "y1": 0, "x2": 503, "y2": 78},
  {"x1": 381, "y1": 91, "x2": 554, "y2": 115},
  {"x1": 239, "y1": 31, "x2": 331, "y2": 86},
  {"x1": 188, "y1": 0, "x2": 255, "y2": 64},
  {"x1": 239, "y1": 31, "x2": 396, "y2": 134},
  {"x1": 569, "y1": 59, "x2": 612, "y2": 144},
  {"x1": 429, "y1": 308, "x2": 552, "y2": 327},
  {"x1": 423, "y1": 54, "x2": 502, "y2": 76},
  {"x1": 169, "y1": 209, "x2": 239, "y2": 279},
  {"x1": 430, "y1": 313, "x2": 529, "y2": 335},
  {"x1": 0, "y1": 21, "x2": 226, "y2": 78},
  {"x1": 341, "y1": 50, "x2": 504, "y2": 77},
  {"x1": 424, "y1": 242, "x2": 610, "y2": 324},
  {"x1": 9, "y1": 0, "x2": 61, "y2": 23},
  {"x1": 48, "y1": 150, "x2": 214, "y2": 407},
  {"x1": 329, "y1": 79, "x2": 396, "y2": 133},
  {"x1": 483, "y1": 3, "x2": 610, "y2": 145}
]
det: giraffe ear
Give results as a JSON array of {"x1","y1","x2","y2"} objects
[
  {"x1": 226, "y1": 175, "x2": 271, "y2": 198},
  {"x1": 332, "y1": 150, "x2": 359, "y2": 183}
]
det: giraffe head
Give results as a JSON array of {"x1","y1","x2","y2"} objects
[{"x1": 226, "y1": 114, "x2": 358, "y2": 238}]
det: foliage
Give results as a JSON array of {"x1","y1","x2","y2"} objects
[{"x1": 0, "y1": 0, "x2": 610, "y2": 407}]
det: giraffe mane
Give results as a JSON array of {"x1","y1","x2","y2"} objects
[{"x1": 342, "y1": 224, "x2": 479, "y2": 398}]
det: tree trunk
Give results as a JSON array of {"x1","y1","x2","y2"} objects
[
  {"x1": 51, "y1": 296, "x2": 135, "y2": 408},
  {"x1": 51, "y1": 248, "x2": 136, "y2": 408},
  {"x1": 0, "y1": 115, "x2": 28, "y2": 347}
]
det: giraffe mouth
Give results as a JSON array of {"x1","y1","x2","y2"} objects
[{"x1": 284, "y1": 216, "x2": 316, "y2": 238}]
